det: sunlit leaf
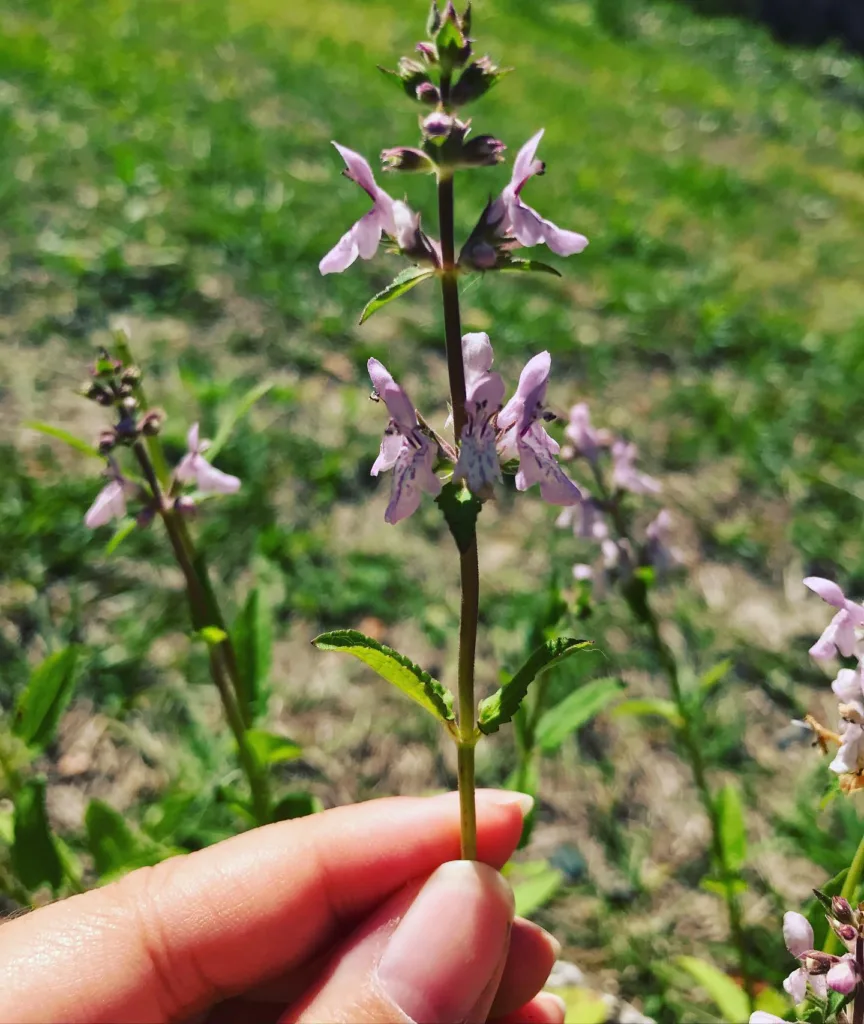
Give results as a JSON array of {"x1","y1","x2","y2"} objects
[
  {"x1": 232, "y1": 588, "x2": 273, "y2": 723},
  {"x1": 13, "y1": 647, "x2": 81, "y2": 750},
  {"x1": 207, "y1": 380, "x2": 275, "y2": 460},
  {"x1": 105, "y1": 518, "x2": 137, "y2": 555},
  {"x1": 534, "y1": 676, "x2": 624, "y2": 752},
  {"x1": 313, "y1": 630, "x2": 455, "y2": 725},
  {"x1": 478, "y1": 638, "x2": 594, "y2": 735},
  {"x1": 359, "y1": 266, "x2": 436, "y2": 324},
  {"x1": 497, "y1": 258, "x2": 562, "y2": 277},
  {"x1": 25, "y1": 421, "x2": 101, "y2": 459},
  {"x1": 510, "y1": 861, "x2": 564, "y2": 917},
  {"x1": 271, "y1": 792, "x2": 322, "y2": 822},
  {"x1": 612, "y1": 697, "x2": 682, "y2": 727},
  {"x1": 716, "y1": 783, "x2": 747, "y2": 873},
  {"x1": 246, "y1": 729, "x2": 302, "y2": 766},
  {"x1": 85, "y1": 800, "x2": 171, "y2": 880},
  {"x1": 674, "y1": 956, "x2": 749, "y2": 1023}
]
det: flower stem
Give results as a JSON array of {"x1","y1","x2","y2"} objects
[
  {"x1": 590, "y1": 463, "x2": 754, "y2": 1008},
  {"x1": 437, "y1": 163, "x2": 478, "y2": 860},
  {"x1": 826, "y1": 830, "x2": 864, "y2": 956},
  {"x1": 854, "y1": 933, "x2": 864, "y2": 1024},
  {"x1": 132, "y1": 440, "x2": 271, "y2": 825}
]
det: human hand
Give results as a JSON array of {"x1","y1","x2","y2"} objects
[{"x1": 0, "y1": 790, "x2": 566, "y2": 1024}]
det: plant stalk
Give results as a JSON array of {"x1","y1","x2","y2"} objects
[
  {"x1": 132, "y1": 441, "x2": 270, "y2": 825},
  {"x1": 438, "y1": 161, "x2": 478, "y2": 860},
  {"x1": 826, "y1": 830, "x2": 864, "y2": 956},
  {"x1": 854, "y1": 933, "x2": 864, "y2": 1024},
  {"x1": 590, "y1": 462, "x2": 754, "y2": 1008}
]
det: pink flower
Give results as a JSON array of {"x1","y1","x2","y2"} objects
[
  {"x1": 782, "y1": 912, "x2": 828, "y2": 1003},
  {"x1": 84, "y1": 478, "x2": 130, "y2": 528},
  {"x1": 498, "y1": 351, "x2": 581, "y2": 506},
  {"x1": 368, "y1": 358, "x2": 442, "y2": 524},
  {"x1": 320, "y1": 143, "x2": 420, "y2": 275},
  {"x1": 832, "y1": 665, "x2": 864, "y2": 703},
  {"x1": 453, "y1": 332, "x2": 505, "y2": 497},
  {"x1": 805, "y1": 577, "x2": 864, "y2": 659},
  {"x1": 491, "y1": 130, "x2": 588, "y2": 258},
  {"x1": 563, "y1": 402, "x2": 603, "y2": 462},
  {"x1": 175, "y1": 424, "x2": 241, "y2": 495},
  {"x1": 611, "y1": 440, "x2": 661, "y2": 495},
  {"x1": 749, "y1": 1015, "x2": 785, "y2": 1024},
  {"x1": 827, "y1": 954, "x2": 859, "y2": 995},
  {"x1": 830, "y1": 717, "x2": 864, "y2": 774}
]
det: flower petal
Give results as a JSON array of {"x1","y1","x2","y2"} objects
[
  {"x1": 749, "y1": 1014, "x2": 785, "y2": 1024},
  {"x1": 515, "y1": 429, "x2": 581, "y2": 505},
  {"x1": 195, "y1": 459, "x2": 241, "y2": 495},
  {"x1": 511, "y1": 129, "x2": 545, "y2": 192},
  {"x1": 499, "y1": 351, "x2": 551, "y2": 434},
  {"x1": 187, "y1": 422, "x2": 200, "y2": 454},
  {"x1": 371, "y1": 430, "x2": 404, "y2": 476},
  {"x1": 385, "y1": 440, "x2": 441, "y2": 524},
  {"x1": 332, "y1": 141, "x2": 379, "y2": 199},
  {"x1": 84, "y1": 480, "x2": 127, "y2": 529},
  {"x1": 782, "y1": 966, "x2": 807, "y2": 1004},
  {"x1": 368, "y1": 358, "x2": 418, "y2": 431},
  {"x1": 827, "y1": 955, "x2": 858, "y2": 995},
  {"x1": 175, "y1": 452, "x2": 199, "y2": 485},
  {"x1": 783, "y1": 912, "x2": 814, "y2": 958},
  {"x1": 804, "y1": 576, "x2": 847, "y2": 608},
  {"x1": 833, "y1": 667, "x2": 863, "y2": 703},
  {"x1": 454, "y1": 424, "x2": 502, "y2": 497}
]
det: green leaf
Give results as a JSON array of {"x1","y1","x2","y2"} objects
[
  {"x1": 232, "y1": 588, "x2": 273, "y2": 722},
  {"x1": 312, "y1": 629, "x2": 455, "y2": 725},
  {"x1": 207, "y1": 379, "x2": 275, "y2": 460},
  {"x1": 271, "y1": 792, "x2": 322, "y2": 822},
  {"x1": 436, "y1": 481, "x2": 482, "y2": 555},
  {"x1": 246, "y1": 729, "x2": 302, "y2": 766},
  {"x1": 85, "y1": 800, "x2": 169, "y2": 879},
  {"x1": 807, "y1": 868, "x2": 848, "y2": 944},
  {"x1": 104, "y1": 518, "x2": 137, "y2": 555},
  {"x1": 701, "y1": 877, "x2": 747, "y2": 898},
  {"x1": 478, "y1": 638, "x2": 594, "y2": 736},
  {"x1": 755, "y1": 987, "x2": 793, "y2": 1020},
  {"x1": 359, "y1": 266, "x2": 436, "y2": 324},
  {"x1": 13, "y1": 647, "x2": 81, "y2": 750},
  {"x1": 674, "y1": 956, "x2": 749, "y2": 1023},
  {"x1": 545, "y1": 987, "x2": 607, "y2": 1024},
  {"x1": 509, "y1": 861, "x2": 564, "y2": 917},
  {"x1": 195, "y1": 626, "x2": 228, "y2": 645},
  {"x1": 12, "y1": 779, "x2": 63, "y2": 892},
  {"x1": 700, "y1": 658, "x2": 732, "y2": 694},
  {"x1": 716, "y1": 783, "x2": 747, "y2": 873},
  {"x1": 497, "y1": 259, "x2": 562, "y2": 277},
  {"x1": 535, "y1": 676, "x2": 624, "y2": 751},
  {"x1": 612, "y1": 697, "x2": 683, "y2": 727},
  {"x1": 25, "y1": 421, "x2": 101, "y2": 459}
]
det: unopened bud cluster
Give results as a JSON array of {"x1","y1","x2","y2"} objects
[{"x1": 80, "y1": 349, "x2": 165, "y2": 455}]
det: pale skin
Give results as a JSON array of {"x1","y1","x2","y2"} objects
[{"x1": 0, "y1": 790, "x2": 566, "y2": 1024}]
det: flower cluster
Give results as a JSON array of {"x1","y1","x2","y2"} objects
[
  {"x1": 801, "y1": 577, "x2": 864, "y2": 789},
  {"x1": 81, "y1": 352, "x2": 239, "y2": 530},
  {"x1": 554, "y1": 401, "x2": 675, "y2": 586},
  {"x1": 367, "y1": 333, "x2": 581, "y2": 523},
  {"x1": 749, "y1": 901, "x2": 862, "y2": 1022}
]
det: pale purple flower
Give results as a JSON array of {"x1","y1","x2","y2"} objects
[
  {"x1": 368, "y1": 358, "x2": 442, "y2": 524},
  {"x1": 805, "y1": 577, "x2": 864, "y2": 660},
  {"x1": 84, "y1": 478, "x2": 129, "y2": 528},
  {"x1": 749, "y1": 1014, "x2": 785, "y2": 1024},
  {"x1": 556, "y1": 497, "x2": 605, "y2": 541},
  {"x1": 573, "y1": 563, "x2": 594, "y2": 581},
  {"x1": 611, "y1": 440, "x2": 661, "y2": 496},
  {"x1": 497, "y1": 351, "x2": 581, "y2": 506},
  {"x1": 175, "y1": 424, "x2": 241, "y2": 495},
  {"x1": 564, "y1": 402, "x2": 602, "y2": 462},
  {"x1": 827, "y1": 953, "x2": 859, "y2": 995},
  {"x1": 453, "y1": 333, "x2": 505, "y2": 497},
  {"x1": 782, "y1": 912, "x2": 828, "y2": 1002},
  {"x1": 490, "y1": 130, "x2": 588, "y2": 258},
  {"x1": 646, "y1": 509, "x2": 680, "y2": 572},
  {"x1": 320, "y1": 143, "x2": 420, "y2": 275},
  {"x1": 833, "y1": 665, "x2": 864, "y2": 703},
  {"x1": 830, "y1": 716, "x2": 864, "y2": 774}
]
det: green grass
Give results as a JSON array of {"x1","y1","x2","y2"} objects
[{"x1": 2, "y1": 0, "x2": 864, "y2": 1018}]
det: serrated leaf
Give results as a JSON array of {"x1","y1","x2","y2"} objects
[
  {"x1": 436, "y1": 481, "x2": 482, "y2": 554},
  {"x1": 478, "y1": 638, "x2": 594, "y2": 736},
  {"x1": 232, "y1": 588, "x2": 273, "y2": 723},
  {"x1": 207, "y1": 380, "x2": 275, "y2": 460},
  {"x1": 85, "y1": 800, "x2": 170, "y2": 879},
  {"x1": 716, "y1": 782, "x2": 747, "y2": 873},
  {"x1": 674, "y1": 956, "x2": 749, "y2": 1023},
  {"x1": 13, "y1": 647, "x2": 81, "y2": 750},
  {"x1": 312, "y1": 629, "x2": 455, "y2": 724},
  {"x1": 497, "y1": 259, "x2": 562, "y2": 277},
  {"x1": 12, "y1": 779, "x2": 63, "y2": 892},
  {"x1": 612, "y1": 697, "x2": 683, "y2": 727},
  {"x1": 246, "y1": 729, "x2": 302, "y2": 767},
  {"x1": 535, "y1": 676, "x2": 624, "y2": 751},
  {"x1": 25, "y1": 421, "x2": 101, "y2": 459},
  {"x1": 105, "y1": 517, "x2": 137, "y2": 555},
  {"x1": 359, "y1": 266, "x2": 436, "y2": 324}
]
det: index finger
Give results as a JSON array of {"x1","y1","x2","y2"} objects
[{"x1": 0, "y1": 789, "x2": 529, "y2": 1024}]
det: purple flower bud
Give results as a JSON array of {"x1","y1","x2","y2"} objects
[
  {"x1": 827, "y1": 955, "x2": 859, "y2": 995},
  {"x1": 461, "y1": 135, "x2": 506, "y2": 167},
  {"x1": 837, "y1": 898, "x2": 858, "y2": 924},
  {"x1": 97, "y1": 430, "x2": 117, "y2": 455},
  {"x1": 422, "y1": 110, "x2": 454, "y2": 138},
  {"x1": 415, "y1": 81, "x2": 440, "y2": 105},
  {"x1": 381, "y1": 147, "x2": 436, "y2": 174},
  {"x1": 139, "y1": 409, "x2": 165, "y2": 436},
  {"x1": 416, "y1": 41, "x2": 438, "y2": 63},
  {"x1": 837, "y1": 923, "x2": 858, "y2": 944}
]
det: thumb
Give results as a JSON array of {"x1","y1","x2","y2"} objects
[{"x1": 284, "y1": 861, "x2": 514, "y2": 1024}]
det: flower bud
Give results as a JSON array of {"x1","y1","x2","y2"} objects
[
  {"x1": 120, "y1": 395, "x2": 138, "y2": 414},
  {"x1": 421, "y1": 110, "x2": 454, "y2": 139},
  {"x1": 81, "y1": 381, "x2": 110, "y2": 404},
  {"x1": 381, "y1": 147, "x2": 436, "y2": 174},
  {"x1": 799, "y1": 950, "x2": 836, "y2": 975},
  {"x1": 95, "y1": 389, "x2": 115, "y2": 407},
  {"x1": 120, "y1": 366, "x2": 141, "y2": 387},
  {"x1": 380, "y1": 57, "x2": 433, "y2": 101},
  {"x1": 97, "y1": 430, "x2": 117, "y2": 455},
  {"x1": 836, "y1": 923, "x2": 858, "y2": 944},
  {"x1": 139, "y1": 409, "x2": 165, "y2": 436},
  {"x1": 460, "y1": 134, "x2": 506, "y2": 167},
  {"x1": 833, "y1": 896, "x2": 855, "y2": 924},
  {"x1": 433, "y1": 0, "x2": 472, "y2": 72},
  {"x1": 174, "y1": 495, "x2": 197, "y2": 517},
  {"x1": 451, "y1": 56, "x2": 508, "y2": 106},
  {"x1": 415, "y1": 81, "x2": 440, "y2": 105},
  {"x1": 415, "y1": 41, "x2": 438, "y2": 63}
]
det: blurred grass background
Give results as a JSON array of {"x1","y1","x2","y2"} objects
[{"x1": 2, "y1": 0, "x2": 864, "y2": 1019}]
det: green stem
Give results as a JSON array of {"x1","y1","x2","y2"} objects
[
  {"x1": 132, "y1": 441, "x2": 270, "y2": 825},
  {"x1": 590, "y1": 463, "x2": 754, "y2": 1008},
  {"x1": 437, "y1": 160, "x2": 478, "y2": 860},
  {"x1": 826, "y1": 831, "x2": 864, "y2": 955}
]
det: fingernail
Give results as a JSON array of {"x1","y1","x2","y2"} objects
[
  {"x1": 479, "y1": 788, "x2": 535, "y2": 817},
  {"x1": 376, "y1": 861, "x2": 514, "y2": 1023}
]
